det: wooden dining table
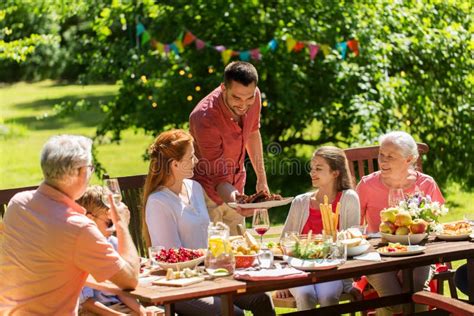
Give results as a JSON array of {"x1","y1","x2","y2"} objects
[{"x1": 86, "y1": 237, "x2": 474, "y2": 315}]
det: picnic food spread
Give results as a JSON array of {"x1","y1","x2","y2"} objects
[
  {"x1": 235, "y1": 190, "x2": 283, "y2": 204},
  {"x1": 378, "y1": 242, "x2": 408, "y2": 253},
  {"x1": 440, "y1": 221, "x2": 472, "y2": 236},
  {"x1": 288, "y1": 231, "x2": 331, "y2": 259}
]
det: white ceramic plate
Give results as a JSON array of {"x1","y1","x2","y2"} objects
[
  {"x1": 435, "y1": 233, "x2": 471, "y2": 241},
  {"x1": 157, "y1": 255, "x2": 205, "y2": 271},
  {"x1": 347, "y1": 242, "x2": 371, "y2": 257},
  {"x1": 227, "y1": 197, "x2": 294, "y2": 209},
  {"x1": 378, "y1": 245, "x2": 426, "y2": 256},
  {"x1": 285, "y1": 257, "x2": 341, "y2": 271},
  {"x1": 380, "y1": 232, "x2": 427, "y2": 245}
]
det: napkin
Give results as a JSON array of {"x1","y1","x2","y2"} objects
[
  {"x1": 233, "y1": 267, "x2": 308, "y2": 281},
  {"x1": 353, "y1": 252, "x2": 382, "y2": 262}
]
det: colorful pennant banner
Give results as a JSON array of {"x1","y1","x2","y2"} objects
[{"x1": 135, "y1": 22, "x2": 360, "y2": 64}]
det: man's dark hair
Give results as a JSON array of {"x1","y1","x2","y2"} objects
[{"x1": 223, "y1": 61, "x2": 258, "y2": 87}]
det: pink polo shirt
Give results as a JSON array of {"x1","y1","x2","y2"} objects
[
  {"x1": 0, "y1": 183, "x2": 125, "y2": 315},
  {"x1": 190, "y1": 86, "x2": 261, "y2": 205},
  {"x1": 356, "y1": 171, "x2": 445, "y2": 233}
]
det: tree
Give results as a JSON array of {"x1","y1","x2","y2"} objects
[{"x1": 3, "y1": 0, "x2": 473, "y2": 193}]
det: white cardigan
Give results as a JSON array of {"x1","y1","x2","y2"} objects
[
  {"x1": 280, "y1": 189, "x2": 360, "y2": 239},
  {"x1": 280, "y1": 189, "x2": 361, "y2": 293}
]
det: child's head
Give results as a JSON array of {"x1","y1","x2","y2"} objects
[
  {"x1": 310, "y1": 146, "x2": 353, "y2": 191},
  {"x1": 77, "y1": 185, "x2": 114, "y2": 238}
]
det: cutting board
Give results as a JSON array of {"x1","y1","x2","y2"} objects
[{"x1": 152, "y1": 276, "x2": 205, "y2": 287}]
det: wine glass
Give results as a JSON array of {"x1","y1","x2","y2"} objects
[
  {"x1": 252, "y1": 209, "x2": 270, "y2": 246},
  {"x1": 388, "y1": 188, "x2": 405, "y2": 208},
  {"x1": 102, "y1": 179, "x2": 122, "y2": 208}
]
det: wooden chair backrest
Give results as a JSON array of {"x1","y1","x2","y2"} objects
[
  {"x1": 103, "y1": 174, "x2": 147, "y2": 257},
  {"x1": 0, "y1": 185, "x2": 38, "y2": 218},
  {"x1": 344, "y1": 143, "x2": 429, "y2": 183}
]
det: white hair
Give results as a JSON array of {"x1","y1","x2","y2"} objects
[
  {"x1": 379, "y1": 131, "x2": 419, "y2": 162},
  {"x1": 40, "y1": 135, "x2": 93, "y2": 182}
]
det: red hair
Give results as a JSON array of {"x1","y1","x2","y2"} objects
[{"x1": 142, "y1": 129, "x2": 193, "y2": 247}]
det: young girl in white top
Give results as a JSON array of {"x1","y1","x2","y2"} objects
[
  {"x1": 142, "y1": 129, "x2": 275, "y2": 316},
  {"x1": 276, "y1": 146, "x2": 363, "y2": 310}
]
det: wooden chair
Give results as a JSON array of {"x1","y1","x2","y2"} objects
[
  {"x1": 0, "y1": 185, "x2": 38, "y2": 218},
  {"x1": 103, "y1": 174, "x2": 148, "y2": 257},
  {"x1": 344, "y1": 143, "x2": 457, "y2": 299},
  {"x1": 271, "y1": 291, "x2": 359, "y2": 315},
  {"x1": 412, "y1": 291, "x2": 474, "y2": 316}
]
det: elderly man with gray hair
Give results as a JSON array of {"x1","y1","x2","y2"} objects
[{"x1": 0, "y1": 135, "x2": 140, "y2": 315}]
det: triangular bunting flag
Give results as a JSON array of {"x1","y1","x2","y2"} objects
[
  {"x1": 174, "y1": 40, "x2": 184, "y2": 53},
  {"x1": 222, "y1": 49, "x2": 233, "y2": 65},
  {"x1": 250, "y1": 48, "x2": 261, "y2": 60},
  {"x1": 293, "y1": 41, "x2": 305, "y2": 52},
  {"x1": 150, "y1": 39, "x2": 158, "y2": 49},
  {"x1": 286, "y1": 37, "x2": 297, "y2": 52},
  {"x1": 195, "y1": 39, "x2": 205, "y2": 50},
  {"x1": 164, "y1": 44, "x2": 170, "y2": 54},
  {"x1": 136, "y1": 23, "x2": 145, "y2": 37},
  {"x1": 268, "y1": 39, "x2": 278, "y2": 51},
  {"x1": 308, "y1": 44, "x2": 319, "y2": 60},
  {"x1": 259, "y1": 45, "x2": 269, "y2": 54},
  {"x1": 182, "y1": 32, "x2": 196, "y2": 46},
  {"x1": 156, "y1": 42, "x2": 164, "y2": 53},
  {"x1": 347, "y1": 39, "x2": 359, "y2": 56},
  {"x1": 214, "y1": 45, "x2": 226, "y2": 52},
  {"x1": 169, "y1": 43, "x2": 179, "y2": 55},
  {"x1": 239, "y1": 51, "x2": 250, "y2": 61},
  {"x1": 337, "y1": 42, "x2": 348, "y2": 59},
  {"x1": 141, "y1": 31, "x2": 151, "y2": 45},
  {"x1": 320, "y1": 44, "x2": 331, "y2": 57}
]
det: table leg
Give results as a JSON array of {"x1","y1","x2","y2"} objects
[
  {"x1": 165, "y1": 303, "x2": 175, "y2": 316},
  {"x1": 401, "y1": 267, "x2": 414, "y2": 314},
  {"x1": 220, "y1": 294, "x2": 234, "y2": 316},
  {"x1": 468, "y1": 257, "x2": 474, "y2": 304}
]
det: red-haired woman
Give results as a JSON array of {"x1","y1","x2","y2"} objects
[{"x1": 142, "y1": 129, "x2": 274, "y2": 316}]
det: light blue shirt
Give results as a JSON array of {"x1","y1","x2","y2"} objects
[{"x1": 146, "y1": 179, "x2": 210, "y2": 249}]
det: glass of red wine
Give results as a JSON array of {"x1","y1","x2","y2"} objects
[{"x1": 252, "y1": 209, "x2": 270, "y2": 245}]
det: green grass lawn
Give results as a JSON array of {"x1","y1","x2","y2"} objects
[
  {"x1": 0, "y1": 81, "x2": 153, "y2": 189},
  {"x1": 1, "y1": 81, "x2": 472, "y2": 314}
]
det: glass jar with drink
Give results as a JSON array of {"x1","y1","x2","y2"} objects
[{"x1": 205, "y1": 222, "x2": 235, "y2": 275}]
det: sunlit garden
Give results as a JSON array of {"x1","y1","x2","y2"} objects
[{"x1": 1, "y1": 1, "x2": 473, "y2": 315}]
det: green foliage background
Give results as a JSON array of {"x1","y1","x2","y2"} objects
[{"x1": 1, "y1": 0, "x2": 473, "y2": 204}]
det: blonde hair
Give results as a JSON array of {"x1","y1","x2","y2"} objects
[{"x1": 77, "y1": 185, "x2": 108, "y2": 217}]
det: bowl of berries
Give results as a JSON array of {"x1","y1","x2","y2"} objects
[{"x1": 155, "y1": 247, "x2": 205, "y2": 271}]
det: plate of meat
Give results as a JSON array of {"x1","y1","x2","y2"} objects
[{"x1": 227, "y1": 191, "x2": 293, "y2": 209}]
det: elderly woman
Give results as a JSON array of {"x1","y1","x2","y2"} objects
[
  {"x1": 0, "y1": 135, "x2": 139, "y2": 315},
  {"x1": 357, "y1": 131, "x2": 444, "y2": 315}
]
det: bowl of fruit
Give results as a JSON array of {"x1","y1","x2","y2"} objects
[
  {"x1": 379, "y1": 208, "x2": 428, "y2": 245},
  {"x1": 234, "y1": 254, "x2": 258, "y2": 269},
  {"x1": 155, "y1": 247, "x2": 205, "y2": 271},
  {"x1": 230, "y1": 233, "x2": 260, "y2": 269}
]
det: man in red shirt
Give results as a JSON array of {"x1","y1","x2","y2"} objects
[{"x1": 190, "y1": 61, "x2": 269, "y2": 235}]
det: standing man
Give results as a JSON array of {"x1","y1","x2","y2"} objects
[
  {"x1": 0, "y1": 135, "x2": 140, "y2": 315},
  {"x1": 190, "y1": 61, "x2": 269, "y2": 235}
]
